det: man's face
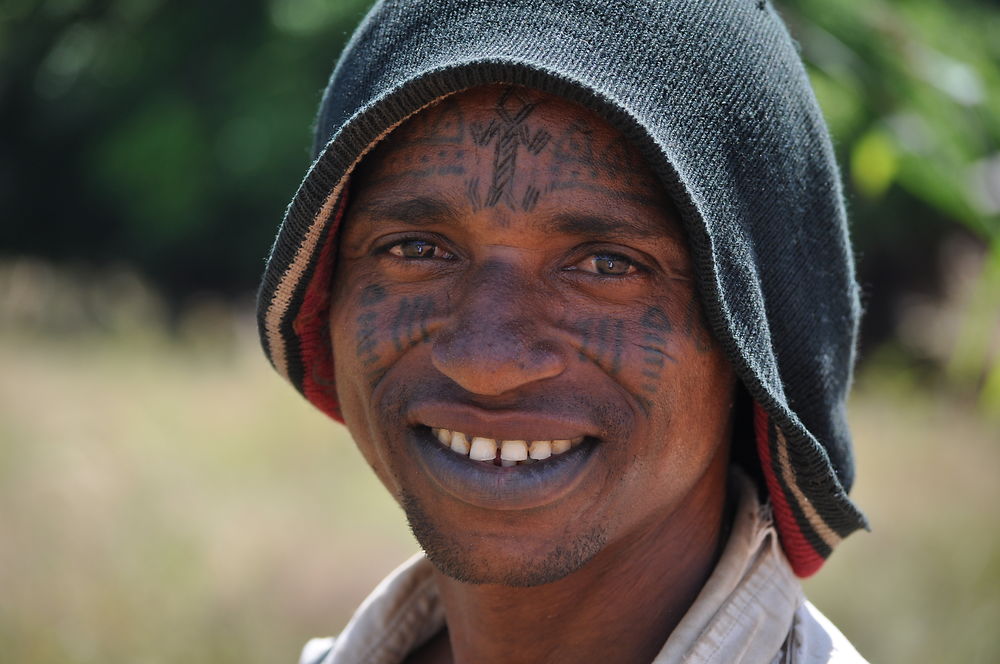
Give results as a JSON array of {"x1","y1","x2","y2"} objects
[{"x1": 329, "y1": 85, "x2": 736, "y2": 586}]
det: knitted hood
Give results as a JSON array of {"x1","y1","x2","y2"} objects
[{"x1": 257, "y1": 0, "x2": 867, "y2": 577}]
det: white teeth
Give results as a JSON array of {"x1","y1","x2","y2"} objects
[
  {"x1": 450, "y1": 431, "x2": 470, "y2": 455},
  {"x1": 429, "y1": 427, "x2": 586, "y2": 465},
  {"x1": 529, "y1": 440, "x2": 552, "y2": 460},
  {"x1": 469, "y1": 437, "x2": 498, "y2": 461},
  {"x1": 500, "y1": 440, "x2": 528, "y2": 462}
]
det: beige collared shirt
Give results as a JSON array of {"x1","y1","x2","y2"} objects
[{"x1": 301, "y1": 475, "x2": 867, "y2": 664}]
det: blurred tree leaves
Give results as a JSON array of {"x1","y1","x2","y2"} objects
[
  {"x1": 780, "y1": 0, "x2": 1000, "y2": 241},
  {"x1": 1, "y1": 0, "x2": 373, "y2": 299},
  {"x1": 851, "y1": 130, "x2": 898, "y2": 199},
  {"x1": 2, "y1": 0, "x2": 998, "y2": 396}
]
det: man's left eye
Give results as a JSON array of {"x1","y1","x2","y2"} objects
[
  {"x1": 388, "y1": 240, "x2": 453, "y2": 260},
  {"x1": 578, "y1": 253, "x2": 637, "y2": 276}
]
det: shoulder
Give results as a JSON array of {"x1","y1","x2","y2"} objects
[
  {"x1": 299, "y1": 637, "x2": 335, "y2": 664},
  {"x1": 781, "y1": 601, "x2": 868, "y2": 664}
]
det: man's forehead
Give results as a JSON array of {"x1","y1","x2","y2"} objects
[
  {"x1": 358, "y1": 87, "x2": 639, "y2": 178},
  {"x1": 390, "y1": 85, "x2": 572, "y2": 141},
  {"x1": 348, "y1": 84, "x2": 684, "y2": 241}
]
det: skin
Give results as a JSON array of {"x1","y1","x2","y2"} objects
[{"x1": 328, "y1": 85, "x2": 737, "y2": 664}]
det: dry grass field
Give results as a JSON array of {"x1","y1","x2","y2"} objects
[{"x1": 2, "y1": 284, "x2": 998, "y2": 663}]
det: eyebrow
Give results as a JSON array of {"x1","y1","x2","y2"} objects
[
  {"x1": 351, "y1": 196, "x2": 460, "y2": 227},
  {"x1": 545, "y1": 212, "x2": 680, "y2": 242},
  {"x1": 350, "y1": 196, "x2": 681, "y2": 242}
]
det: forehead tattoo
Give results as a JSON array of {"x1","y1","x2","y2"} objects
[{"x1": 358, "y1": 86, "x2": 673, "y2": 226}]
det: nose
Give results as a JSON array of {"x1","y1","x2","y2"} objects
[{"x1": 431, "y1": 262, "x2": 567, "y2": 396}]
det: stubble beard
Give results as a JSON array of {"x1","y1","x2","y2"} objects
[{"x1": 399, "y1": 491, "x2": 608, "y2": 587}]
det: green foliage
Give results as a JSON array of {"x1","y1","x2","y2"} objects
[
  {"x1": 851, "y1": 129, "x2": 898, "y2": 198},
  {"x1": 948, "y1": 242, "x2": 1000, "y2": 416},
  {"x1": 91, "y1": 96, "x2": 211, "y2": 244},
  {"x1": 781, "y1": 0, "x2": 1000, "y2": 241},
  {"x1": 1, "y1": 0, "x2": 375, "y2": 296}
]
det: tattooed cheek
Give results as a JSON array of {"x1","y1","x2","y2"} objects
[
  {"x1": 635, "y1": 306, "x2": 677, "y2": 413},
  {"x1": 359, "y1": 283, "x2": 387, "y2": 307},
  {"x1": 572, "y1": 317, "x2": 626, "y2": 376},
  {"x1": 389, "y1": 295, "x2": 437, "y2": 352},
  {"x1": 571, "y1": 316, "x2": 665, "y2": 416},
  {"x1": 348, "y1": 291, "x2": 443, "y2": 387},
  {"x1": 343, "y1": 282, "x2": 391, "y2": 389},
  {"x1": 355, "y1": 311, "x2": 381, "y2": 368}
]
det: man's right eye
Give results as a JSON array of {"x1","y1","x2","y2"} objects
[{"x1": 388, "y1": 239, "x2": 453, "y2": 260}]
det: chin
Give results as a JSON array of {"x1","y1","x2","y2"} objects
[{"x1": 400, "y1": 490, "x2": 608, "y2": 587}]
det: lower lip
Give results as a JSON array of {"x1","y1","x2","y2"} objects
[{"x1": 408, "y1": 428, "x2": 598, "y2": 511}]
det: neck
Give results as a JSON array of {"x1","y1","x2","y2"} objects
[{"x1": 432, "y1": 467, "x2": 732, "y2": 664}]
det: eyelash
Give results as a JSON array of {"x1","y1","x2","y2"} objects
[
  {"x1": 376, "y1": 237, "x2": 647, "y2": 280},
  {"x1": 377, "y1": 236, "x2": 456, "y2": 262},
  {"x1": 574, "y1": 252, "x2": 644, "y2": 278}
]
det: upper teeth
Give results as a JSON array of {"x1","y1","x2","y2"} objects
[{"x1": 431, "y1": 428, "x2": 584, "y2": 466}]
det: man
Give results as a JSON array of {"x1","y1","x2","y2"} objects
[{"x1": 257, "y1": 1, "x2": 869, "y2": 662}]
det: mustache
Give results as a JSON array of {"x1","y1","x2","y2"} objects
[{"x1": 374, "y1": 374, "x2": 634, "y2": 443}]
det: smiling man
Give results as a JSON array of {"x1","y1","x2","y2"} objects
[{"x1": 257, "y1": 2, "x2": 869, "y2": 663}]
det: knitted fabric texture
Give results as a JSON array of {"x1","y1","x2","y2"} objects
[{"x1": 257, "y1": 0, "x2": 868, "y2": 577}]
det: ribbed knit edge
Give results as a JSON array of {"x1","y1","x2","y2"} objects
[{"x1": 256, "y1": 59, "x2": 869, "y2": 575}]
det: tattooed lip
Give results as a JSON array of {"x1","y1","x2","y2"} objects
[
  {"x1": 409, "y1": 425, "x2": 598, "y2": 511},
  {"x1": 402, "y1": 400, "x2": 607, "y2": 508}
]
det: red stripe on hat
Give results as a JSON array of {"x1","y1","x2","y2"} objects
[
  {"x1": 754, "y1": 402, "x2": 825, "y2": 577},
  {"x1": 294, "y1": 191, "x2": 349, "y2": 423}
]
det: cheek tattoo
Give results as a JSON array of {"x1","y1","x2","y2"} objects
[
  {"x1": 356, "y1": 311, "x2": 380, "y2": 367},
  {"x1": 350, "y1": 283, "x2": 389, "y2": 389},
  {"x1": 637, "y1": 305, "x2": 674, "y2": 414},
  {"x1": 355, "y1": 284, "x2": 387, "y2": 369},
  {"x1": 360, "y1": 283, "x2": 387, "y2": 306},
  {"x1": 574, "y1": 318, "x2": 627, "y2": 376},
  {"x1": 568, "y1": 297, "x2": 712, "y2": 417},
  {"x1": 567, "y1": 308, "x2": 672, "y2": 417},
  {"x1": 391, "y1": 296, "x2": 436, "y2": 352},
  {"x1": 348, "y1": 285, "x2": 441, "y2": 392}
]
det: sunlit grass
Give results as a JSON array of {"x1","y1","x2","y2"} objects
[
  {"x1": 0, "y1": 323, "x2": 417, "y2": 663},
  {"x1": 805, "y1": 370, "x2": 1000, "y2": 664},
  {"x1": 2, "y1": 278, "x2": 997, "y2": 663}
]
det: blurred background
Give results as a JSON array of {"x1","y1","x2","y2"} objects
[{"x1": 1, "y1": 0, "x2": 998, "y2": 661}]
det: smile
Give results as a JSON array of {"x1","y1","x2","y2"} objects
[
  {"x1": 431, "y1": 427, "x2": 585, "y2": 466},
  {"x1": 408, "y1": 424, "x2": 600, "y2": 511}
]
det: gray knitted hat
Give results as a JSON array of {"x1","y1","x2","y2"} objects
[{"x1": 257, "y1": 0, "x2": 867, "y2": 576}]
